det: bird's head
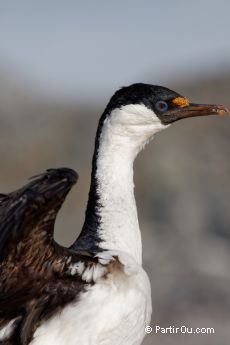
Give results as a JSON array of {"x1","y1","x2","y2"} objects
[{"x1": 99, "y1": 83, "x2": 228, "y2": 146}]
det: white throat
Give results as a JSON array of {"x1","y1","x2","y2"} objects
[{"x1": 95, "y1": 104, "x2": 166, "y2": 264}]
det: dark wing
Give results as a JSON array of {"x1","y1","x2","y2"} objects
[
  {"x1": 0, "y1": 167, "x2": 78, "y2": 260},
  {"x1": 0, "y1": 168, "x2": 78, "y2": 339}
]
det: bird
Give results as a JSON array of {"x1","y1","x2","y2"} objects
[{"x1": 0, "y1": 83, "x2": 228, "y2": 345}]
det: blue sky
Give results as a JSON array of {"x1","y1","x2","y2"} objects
[{"x1": 0, "y1": 0, "x2": 230, "y2": 102}]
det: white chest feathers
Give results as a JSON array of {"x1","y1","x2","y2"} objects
[{"x1": 31, "y1": 251, "x2": 152, "y2": 345}]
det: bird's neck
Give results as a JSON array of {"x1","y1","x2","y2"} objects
[
  {"x1": 75, "y1": 125, "x2": 147, "y2": 264},
  {"x1": 74, "y1": 106, "x2": 165, "y2": 264},
  {"x1": 74, "y1": 123, "x2": 142, "y2": 262}
]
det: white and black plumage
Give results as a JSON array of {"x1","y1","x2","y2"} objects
[{"x1": 0, "y1": 84, "x2": 228, "y2": 345}]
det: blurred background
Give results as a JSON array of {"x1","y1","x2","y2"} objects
[{"x1": 0, "y1": 1, "x2": 230, "y2": 344}]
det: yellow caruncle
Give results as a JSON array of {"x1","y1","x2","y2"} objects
[{"x1": 172, "y1": 97, "x2": 189, "y2": 107}]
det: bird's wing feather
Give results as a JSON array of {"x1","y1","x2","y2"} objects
[
  {"x1": 0, "y1": 168, "x2": 78, "y2": 260},
  {"x1": 0, "y1": 168, "x2": 78, "y2": 327}
]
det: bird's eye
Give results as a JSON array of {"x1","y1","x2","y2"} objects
[{"x1": 155, "y1": 101, "x2": 168, "y2": 112}]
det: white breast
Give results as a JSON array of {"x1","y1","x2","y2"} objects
[{"x1": 31, "y1": 253, "x2": 152, "y2": 345}]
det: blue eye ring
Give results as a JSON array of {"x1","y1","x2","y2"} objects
[{"x1": 155, "y1": 100, "x2": 168, "y2": 112}]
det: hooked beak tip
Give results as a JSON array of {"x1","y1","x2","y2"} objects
[{"x1": 216, "y1": 106, "x2": 229, "y2": 116}]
